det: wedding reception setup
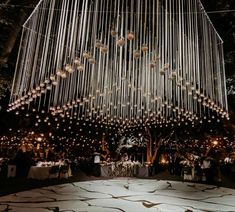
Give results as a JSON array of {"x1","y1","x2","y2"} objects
[{"x1": 0, "y1": 0, "x2": 234, "y2": 211}]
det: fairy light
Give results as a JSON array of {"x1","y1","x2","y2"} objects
[{"x1": 9, "y1": 0, "x2": 228, "y2": 129}]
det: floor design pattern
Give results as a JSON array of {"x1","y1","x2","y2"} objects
[{"x1": 0, "y1": 179, "x2": 235, "y2": 212}]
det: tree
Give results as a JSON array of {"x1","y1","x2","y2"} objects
[
  {"x1": 144, "y1": 127, "x2": 173, "y2": 164},
  {"x1": 0, "y1": 0, "x2": 40, "y2": 67}
]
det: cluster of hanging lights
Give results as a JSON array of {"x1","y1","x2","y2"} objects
[{"x1": 9, "y1": 0, "x2": 229, "y2": 129}]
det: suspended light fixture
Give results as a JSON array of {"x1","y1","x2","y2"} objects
[{"x1": 9, "y1": 0, "x2": 229, "y2": 129}]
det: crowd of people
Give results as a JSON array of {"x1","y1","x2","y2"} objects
[{"x1": 165, "y1": 151, "x2": 235, "y2": 184}]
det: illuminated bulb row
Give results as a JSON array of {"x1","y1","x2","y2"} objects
[
  {"x1": 52, "y1": 101, "x2": 202, "y2": 127},
  {"x1": 8, "y1": 77, "x2": 59, "y2": 111},
  {"x1": 50, "y1": 89, "x2": 229, "y2": 121},
  {"x1": 172, "y1": 77, "x2": 228, "y2": 117}
]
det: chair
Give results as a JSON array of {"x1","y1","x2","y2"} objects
[
  {"x1": 59, "y1": 165, "x2": 69, "y2": 179},
  {"x1": 183, "y1": 166, "x2": 193, "y2": 181},
  {"x1": 48, "y1": 166, "x2": 60, "y2": 179},
  {"x1": 7, "y1": 165, "x2": 16, "y2": 178}
]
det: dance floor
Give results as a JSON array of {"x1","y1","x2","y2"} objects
[{"x1": 0, "y1": 179, "x2": 235, "y2": 212}]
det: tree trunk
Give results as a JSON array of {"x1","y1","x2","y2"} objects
[
  {"x1": 146, "y1": 128, "x2": 152, "y2": 163},
  {"x1": 146, "y1": 128, "x2": 162, "y2": 164},
  {"x1": 146, "y1": 128, "x2": 173, "y2": 165}
]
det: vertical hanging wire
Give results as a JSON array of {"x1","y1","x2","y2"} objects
[{"x1": 9, "y1": 0, "x2": 229, "y2": 128}]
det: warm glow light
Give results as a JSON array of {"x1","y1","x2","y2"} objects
[
  {"x1": 9, "y1": 0, "x2": 228, "y2": 130},
  {"x1": 37, "y1": 137, "x2": 42, "y2": 142},
  {"x1": 213, "y1": 140, "x2": 218, "y2": 146}
]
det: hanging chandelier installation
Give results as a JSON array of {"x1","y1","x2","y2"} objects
[{"x1": 9, "y1": 0, "x2": 229, "y2": 129}]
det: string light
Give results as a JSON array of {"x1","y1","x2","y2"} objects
[{"x1": 9, "y1": 0, "x2": 229, "y2": 129}]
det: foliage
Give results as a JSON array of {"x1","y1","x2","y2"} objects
[
  {"x1": 227, "y1": 78, "x2": 235, "y2": 95},
  {"x1": 0, "y1": 72, "x2": 11, "y2": 100}
]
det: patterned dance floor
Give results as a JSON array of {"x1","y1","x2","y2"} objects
[{"x1": 0, "y1": 179, "x2": 235, "y2": 212}]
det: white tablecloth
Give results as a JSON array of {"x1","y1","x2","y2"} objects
[
  {"x1": 27, "y1": 166, "x2": 52, "y2": 180},
  {"x1": 101, "y1": 164, "x2": 113, "y2": 177},
  {"x1": 27, "y1": 165, "x2": 72, "y2": 180},
  {"x1": 137, "y1": 166, "x2": 149, "y2": 177},
  {"x1": 100, "y1": 162, "x2": 148, "y2": 177}
]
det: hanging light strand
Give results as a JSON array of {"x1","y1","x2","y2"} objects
[{"x1": 9, "y1": 0, "x2": 229, "y2": 128}]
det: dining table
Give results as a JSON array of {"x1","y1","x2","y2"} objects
[{"x1": 27, "y1": 161, "x2": 71, "y2": 180}]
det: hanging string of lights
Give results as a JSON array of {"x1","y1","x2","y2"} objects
[{"x1": 9, "y1": 0, "x2": 229, "y2": 130}]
